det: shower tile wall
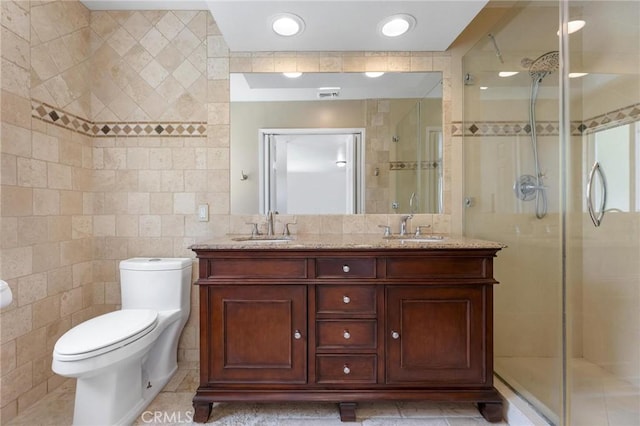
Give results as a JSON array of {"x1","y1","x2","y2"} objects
[{"x1": 458, "y1": 68, "x2": 563, "y2": 360}]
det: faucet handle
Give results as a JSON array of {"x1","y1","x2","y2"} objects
[
  {"x1": 378, "y1": 225, "x2": 391, "y2": 237},
  {"x1": 282, "y1": 222, "x2": 296, "y2": 236},
  {"x1": 414, "y1": 225, "x2": 431, "y2": 237},
  {"x1": 245, "y1": 222, "x2": 260, "y2": 237}
]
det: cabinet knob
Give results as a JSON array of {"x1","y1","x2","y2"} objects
[
  {"x1": 342, "y1": 295, "x2": 351, "y2": 304},
  {"x1": 391, "y1": 331, "x2": 400, "y2": 340},
  {"x1": 343, "y1": 365, "x2": 351, "y2": 375},
  {"x1": 294, "y1": 330, "x2": 302, "y2": 340},
  {"x1": 342, "y1": 265, "x2": 350, "y2": 273},
  {"x1": 343, "y1": 330, "x2": 351, "y2": 340}
]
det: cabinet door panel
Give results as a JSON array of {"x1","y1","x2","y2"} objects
[
  {"x1": 386, "y1": 286, "x2": 486, "y2": 385},
  {"x1": 208, "y1": 285, "x2": 306, "y2": 383}
]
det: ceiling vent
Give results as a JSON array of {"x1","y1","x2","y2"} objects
[{"x1": 317, "y1": 89, "x2": 340, "y2": 99}]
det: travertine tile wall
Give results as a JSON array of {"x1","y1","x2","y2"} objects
[
  {"x1": 1, "y1": 1, "x2": 97, "y2": 421},
  {"x1": 0, "y1": 1, "x2": 454, "y2": 421}
]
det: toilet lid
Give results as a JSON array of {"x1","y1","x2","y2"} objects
[{"x1": 54, "y1": 309, "x2": 158, "y2": 358}]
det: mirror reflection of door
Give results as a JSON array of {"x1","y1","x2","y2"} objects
[{"x1": 260, "y1": 129, "x2": 364, "y2": 214}]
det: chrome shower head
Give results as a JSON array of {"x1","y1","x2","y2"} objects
[{"x1": 522, "y1": 51, "x2": 559, "y2": 80}]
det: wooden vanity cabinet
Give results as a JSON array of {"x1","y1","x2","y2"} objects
[{"x1": 192, "y1": 248, "x2": 503, "y2": 423}]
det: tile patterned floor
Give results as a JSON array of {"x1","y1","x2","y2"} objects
[{"x1": 7, "y1": 362, "x2": 508, "y2": 426}]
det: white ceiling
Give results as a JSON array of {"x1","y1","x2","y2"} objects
[
  {"x1": 207, "y1": 1, "x2": 488, "y2": 52},
  {"x1": 81, "y1": 0, "x2": 489, "y2": 52}
]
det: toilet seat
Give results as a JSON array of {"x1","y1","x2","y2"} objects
[{"x1": 54, "y1": 309, "x2": 158, "y2": 361}]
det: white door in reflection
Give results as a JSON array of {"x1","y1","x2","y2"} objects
[{"x1": 260, "y1": 129, "x2": 364, "y2": 214}]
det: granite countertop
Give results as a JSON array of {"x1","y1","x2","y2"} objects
[{"x1": 190, "y1": 234, "x2": 506, "y2": 250}]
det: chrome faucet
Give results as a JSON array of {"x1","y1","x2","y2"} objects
[
  {"x1": 266, "y1": 211, "x2": 275, "y2": 236},
  {"x1": 400, "y1": 214, "x2": 413, "y2": 236}
]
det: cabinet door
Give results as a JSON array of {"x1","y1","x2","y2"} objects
[
  {"x1": 207, "y1": 285, "x2": 307, "y2": 383},
  {"x1": 386, "y1": 286, "x2": 487, "y2": 385}
]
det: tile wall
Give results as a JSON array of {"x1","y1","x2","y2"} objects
[{"x1": 0, "y1": 1, "x2": 453, "y2": 421}]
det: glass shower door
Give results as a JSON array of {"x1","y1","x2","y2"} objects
[
  {"x1": 462, "y1": 2, "x2": 564, "y2": 422},
  {"x1": 565, "y1": 1, "x2": 640, "y2": 424}
]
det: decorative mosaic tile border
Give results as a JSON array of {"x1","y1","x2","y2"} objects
[
  {"x1": 452, "y1": 103, "x2": 640, "y2": 138},
  {"x1": 390, "y1": 160, "x2": 441, "y2": 171},
  {"x1": 582, "y1": 103, "x2": 640, "y2": 134},
  {"x1": 31, "y1": 100, "x2": 207, "y2": 138}
]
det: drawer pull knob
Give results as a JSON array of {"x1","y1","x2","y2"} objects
[
  {"x1": 343, "y1": 365, "x2": 351, "y2": 375},
  {"x1": 342, "y1": 265, "x2": 350, "y2": 273},
  {"x1": 391, "y1": 331, "x2": 400, "y2": 340},
  {"x1": 343, "y1": 330, "x2": 351, "y2": 340},
  {"x1": 294, "y1": 330, "x2": 302, "y2": 340},
  {"x1": 342, "y1": 295, "x2": 351, "y2": 304}
]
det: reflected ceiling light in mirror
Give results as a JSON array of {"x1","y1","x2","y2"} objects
[
  {"x1": 480, "y1": 86, "x2": 488, "y2": 90},
  {"x1": 283, "y1": 72, "x2": 302, "y2": 78},
  {"x1": 379, "y1": 14, "x2": 416, "y2": 37},
  {"x1": 365, "y1": 72, "x2": 385, "y2": 78},
  {"x1": 557, "y1": 20, "x2": 586, "y2": 36},
  {"x1": 569, "y1": 72, "x2": 588, "y2": 78},
  {"x1": 271, "y1": 13, "x2": 305, "y2": 37},
  {"x1": 498, "y1": 71, "x2": 519, "y2": 77}
]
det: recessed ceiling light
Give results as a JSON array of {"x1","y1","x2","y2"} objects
[
  {"x1": 557, "y1": 20, "x2": 586, "y2": 36},
  {"x1": 283, "y1": 72, "x2": 302, "y2": 78},
  {"x1": 569, "y1": 72, "x2": 588, "y2": 78},
  {"x1": 480, "y1": 86, "x2": 489, "y2": 90},
  {"x1": 379, "y1": 14, "x2": 416, "y2": 38},
  {"x1": 365, "y1": 72, "x2": 385, "y2": 78},
  {"x1": 271, "y1": 13, "x2": 305, "y2": 37},
  {"x1": 498, "y1": 71, "x2": 519, "y2": 77}
]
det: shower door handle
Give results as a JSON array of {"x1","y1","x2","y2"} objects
[{"x1": 586, "y1": 162, "x2": 606, "y2": 227}]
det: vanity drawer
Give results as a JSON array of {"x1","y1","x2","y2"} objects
[
  {"x1": 316, "y1": 285, "x2": 376, "y2": 315},
  {"x1": 316, "y1": 320, "x2": 377, "y2": 350},
  {"x1": 315, "y1": 258, "x2": 376, "y2": 279},
  {"x1": 385, "y1": 256, "x2": 490, "y2": 280},
  {"x1": 204, "y1": 258, "x2": 307, "y2": 279},
  {"x1": 316, "y1": 355, "x2": 377, "y2": 384}
]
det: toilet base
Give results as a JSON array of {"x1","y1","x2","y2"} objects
[{"x1": 72, "y1": 358, "x2": 176, "y2": 426}]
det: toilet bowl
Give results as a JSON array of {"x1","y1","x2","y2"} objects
[{"x1": 52, "y1": 258, "x2": 192, "y2": 426}]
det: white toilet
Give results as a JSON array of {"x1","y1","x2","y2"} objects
[{"x1": 52, "y1": 258, "x2": 192, "y2": 426}]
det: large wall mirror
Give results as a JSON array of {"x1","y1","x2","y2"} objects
[{"x1": 230, "y1": 71, "x2": 443, "y2": 215}]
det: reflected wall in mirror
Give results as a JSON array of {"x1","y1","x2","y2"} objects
[{"x1": 230, "y1": 72, "x2": 443, "y2": 215}]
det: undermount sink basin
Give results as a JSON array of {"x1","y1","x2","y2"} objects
[
  {"x1": 383, "y1": 235, "x2": 445, "y2": 242},
  {"x1": 231, "y1": 236, "x2": 293, "y2": 243}
]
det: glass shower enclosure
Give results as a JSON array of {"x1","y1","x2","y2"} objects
[
  {"x1": 462, "y1": 1, "x2": 639, "y2": 424},
  {"x1": 390, "y1": 99, "x2": 443, "y2": 214}
]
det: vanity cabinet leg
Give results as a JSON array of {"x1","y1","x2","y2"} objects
[
  {"x1": 338, "y1": 402, "x2": 357, "y2": 422},
  {"x1": 192, "y1": 401, "x2": 212, "y2": 423},
  {"x1": 478, "y1": 402, "x2": 503, "y2": 423}
]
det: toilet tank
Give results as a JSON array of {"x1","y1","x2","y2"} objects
[{"x1": 119, "y1": 258, "x2": 192, "y2": 312}]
